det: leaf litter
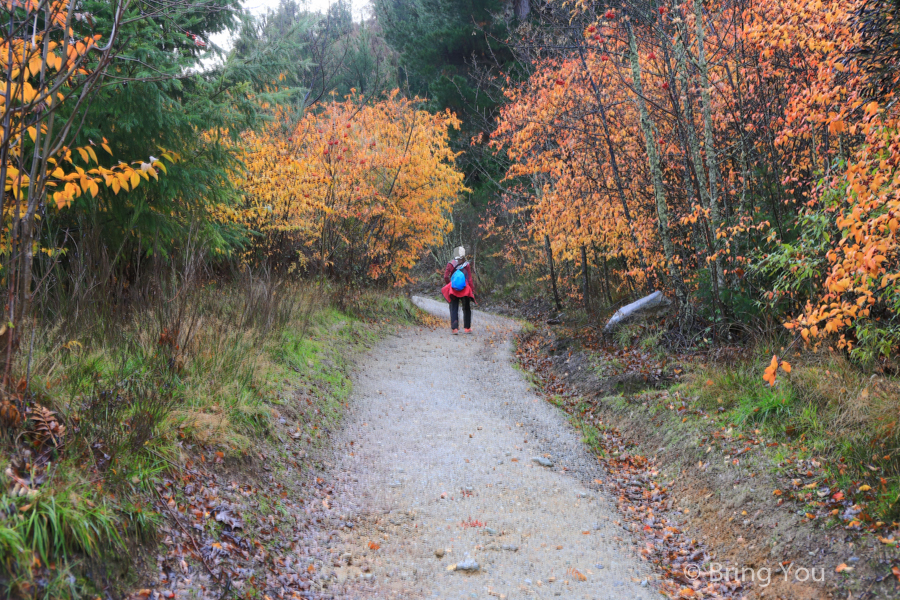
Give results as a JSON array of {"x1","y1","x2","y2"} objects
[{"x1": 127, "y1": 445, "x2": 357, "y2": 600}]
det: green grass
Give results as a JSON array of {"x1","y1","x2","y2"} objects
[
  {"x1": 0, "y1": 469, "x2": 156, "y2": 599},
  {"x1": 528, "y1": 315, "x2": 900, "y2": 525},
  {"x1": 574, "y1": 419, "x2": 608, "y2": 458},
  {"x1": 18, "y1": 492, "x2": 123, "y2": 565},
  {"x1": 731, "y1": 386, "x2": 796, "y2": 427}
]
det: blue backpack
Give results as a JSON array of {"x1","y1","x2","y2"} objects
[{"x1": 450, "y1": 262, "x2": 468, "y2": 291}]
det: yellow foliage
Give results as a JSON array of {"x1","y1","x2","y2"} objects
[{"x1": 237, "y1": 93, "x2": 466, "y2": 284}]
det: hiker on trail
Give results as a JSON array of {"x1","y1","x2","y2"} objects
[{"x1": 442, "y1": 246, "x2": 476, "y2": 334}]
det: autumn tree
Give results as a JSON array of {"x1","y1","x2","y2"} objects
[{"x1": 237, "y1": 92, "x2": 466, "y2": 285}]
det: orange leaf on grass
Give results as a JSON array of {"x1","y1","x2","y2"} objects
[{"x1": 763, "y1": 355, "x2": 778, "y2": 386}]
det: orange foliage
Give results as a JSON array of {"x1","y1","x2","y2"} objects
[
  {"x1": 491, "y1": 0, "x2": 900, "y2": 358},
  {"x1": 0, "y1": 0, "x2": 177, "y2": 254},
  {"x1": 492, "y1": 53, "x2": 660, "y2": 282},
  {"x1": 749, "y1": 0, "x2": 900, "y2": 347},
  {"x1": 238, "y1": 93, "x2": 465, "y2": 284}
]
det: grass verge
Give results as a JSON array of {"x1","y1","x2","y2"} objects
[{"x1": 681, "y1": 348, "x2": 900, "y2": 524}]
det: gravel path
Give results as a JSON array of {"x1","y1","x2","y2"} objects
[{"x1": 325, "y1": 297, "x2": 656, "y2": 599}]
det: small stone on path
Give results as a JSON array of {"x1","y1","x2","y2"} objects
[
  {"x1": 532, "y1": 457, "x2": 553, "y2": 467},
  {"x1": 454, "y1": 559, "x2": 479, "y2": 572}
]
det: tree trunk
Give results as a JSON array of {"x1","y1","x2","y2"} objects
[
  {"x1": 575, "y1": 43, "x2": 648, "y2": 274},
  {"x1": 627, "y1": 22, "x2": 685, "y2": 305},
  {"x1": 673, "y1": 27, "x2": 725, "y2": 299},
  {"x1": 514, "y1": 0, "x2": 530, "y2": 20},
  {"x1": 602, "y1": 254, "x2": 613, "y2": 305},
  {"x1": 581, "y1": 242, "x2": 590, "y2": 312},
  {"x1": 694, "y1": 0, "x2": 725, "y2": 289},
  {"x1": 545, "y1": 234, "x2": 562, "y2": 311}
]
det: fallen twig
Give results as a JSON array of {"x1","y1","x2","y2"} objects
[{"x1": 153, "y1": 485, "x2": 223, "y2": 588}]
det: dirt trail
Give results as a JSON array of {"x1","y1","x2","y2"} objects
[{"x1": 322, "y1": 297, "x2": 656, "y2": 599}]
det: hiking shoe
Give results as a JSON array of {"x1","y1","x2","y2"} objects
[
  {"x1": 452, "y1": 329, "x2": 459, "y2": 335},
  {"x1": 464, "y1": 328, "x2": 472, "y2": 334}
]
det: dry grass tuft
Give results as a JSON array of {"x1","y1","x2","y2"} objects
[{"x1": 169, "y1": 409, "x2": 232, "y2": 444}]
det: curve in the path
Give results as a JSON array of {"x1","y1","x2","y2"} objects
[{"x1": 326, "y1": 296, "x2": 656, "y2": 600}]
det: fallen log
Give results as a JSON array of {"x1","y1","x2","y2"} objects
[{"x1": 604, "y1": 291, "x2": 671, "y2": 332}]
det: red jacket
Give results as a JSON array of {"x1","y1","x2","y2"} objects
[{"x1": 442, "y1": 259, "x2": 476, "y2": 303}]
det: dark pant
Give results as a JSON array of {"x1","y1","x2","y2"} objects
[{"x1": 449, "y1": 296, "x2": 471, "y2": 330}]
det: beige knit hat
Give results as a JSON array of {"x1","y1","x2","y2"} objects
[{"x1": 454, "y1": 246, "x2": 466, "y2": 260}]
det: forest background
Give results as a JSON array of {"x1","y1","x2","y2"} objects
[{"x1": 2, "y1": 0, "x2": 900, "y2": 595}]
